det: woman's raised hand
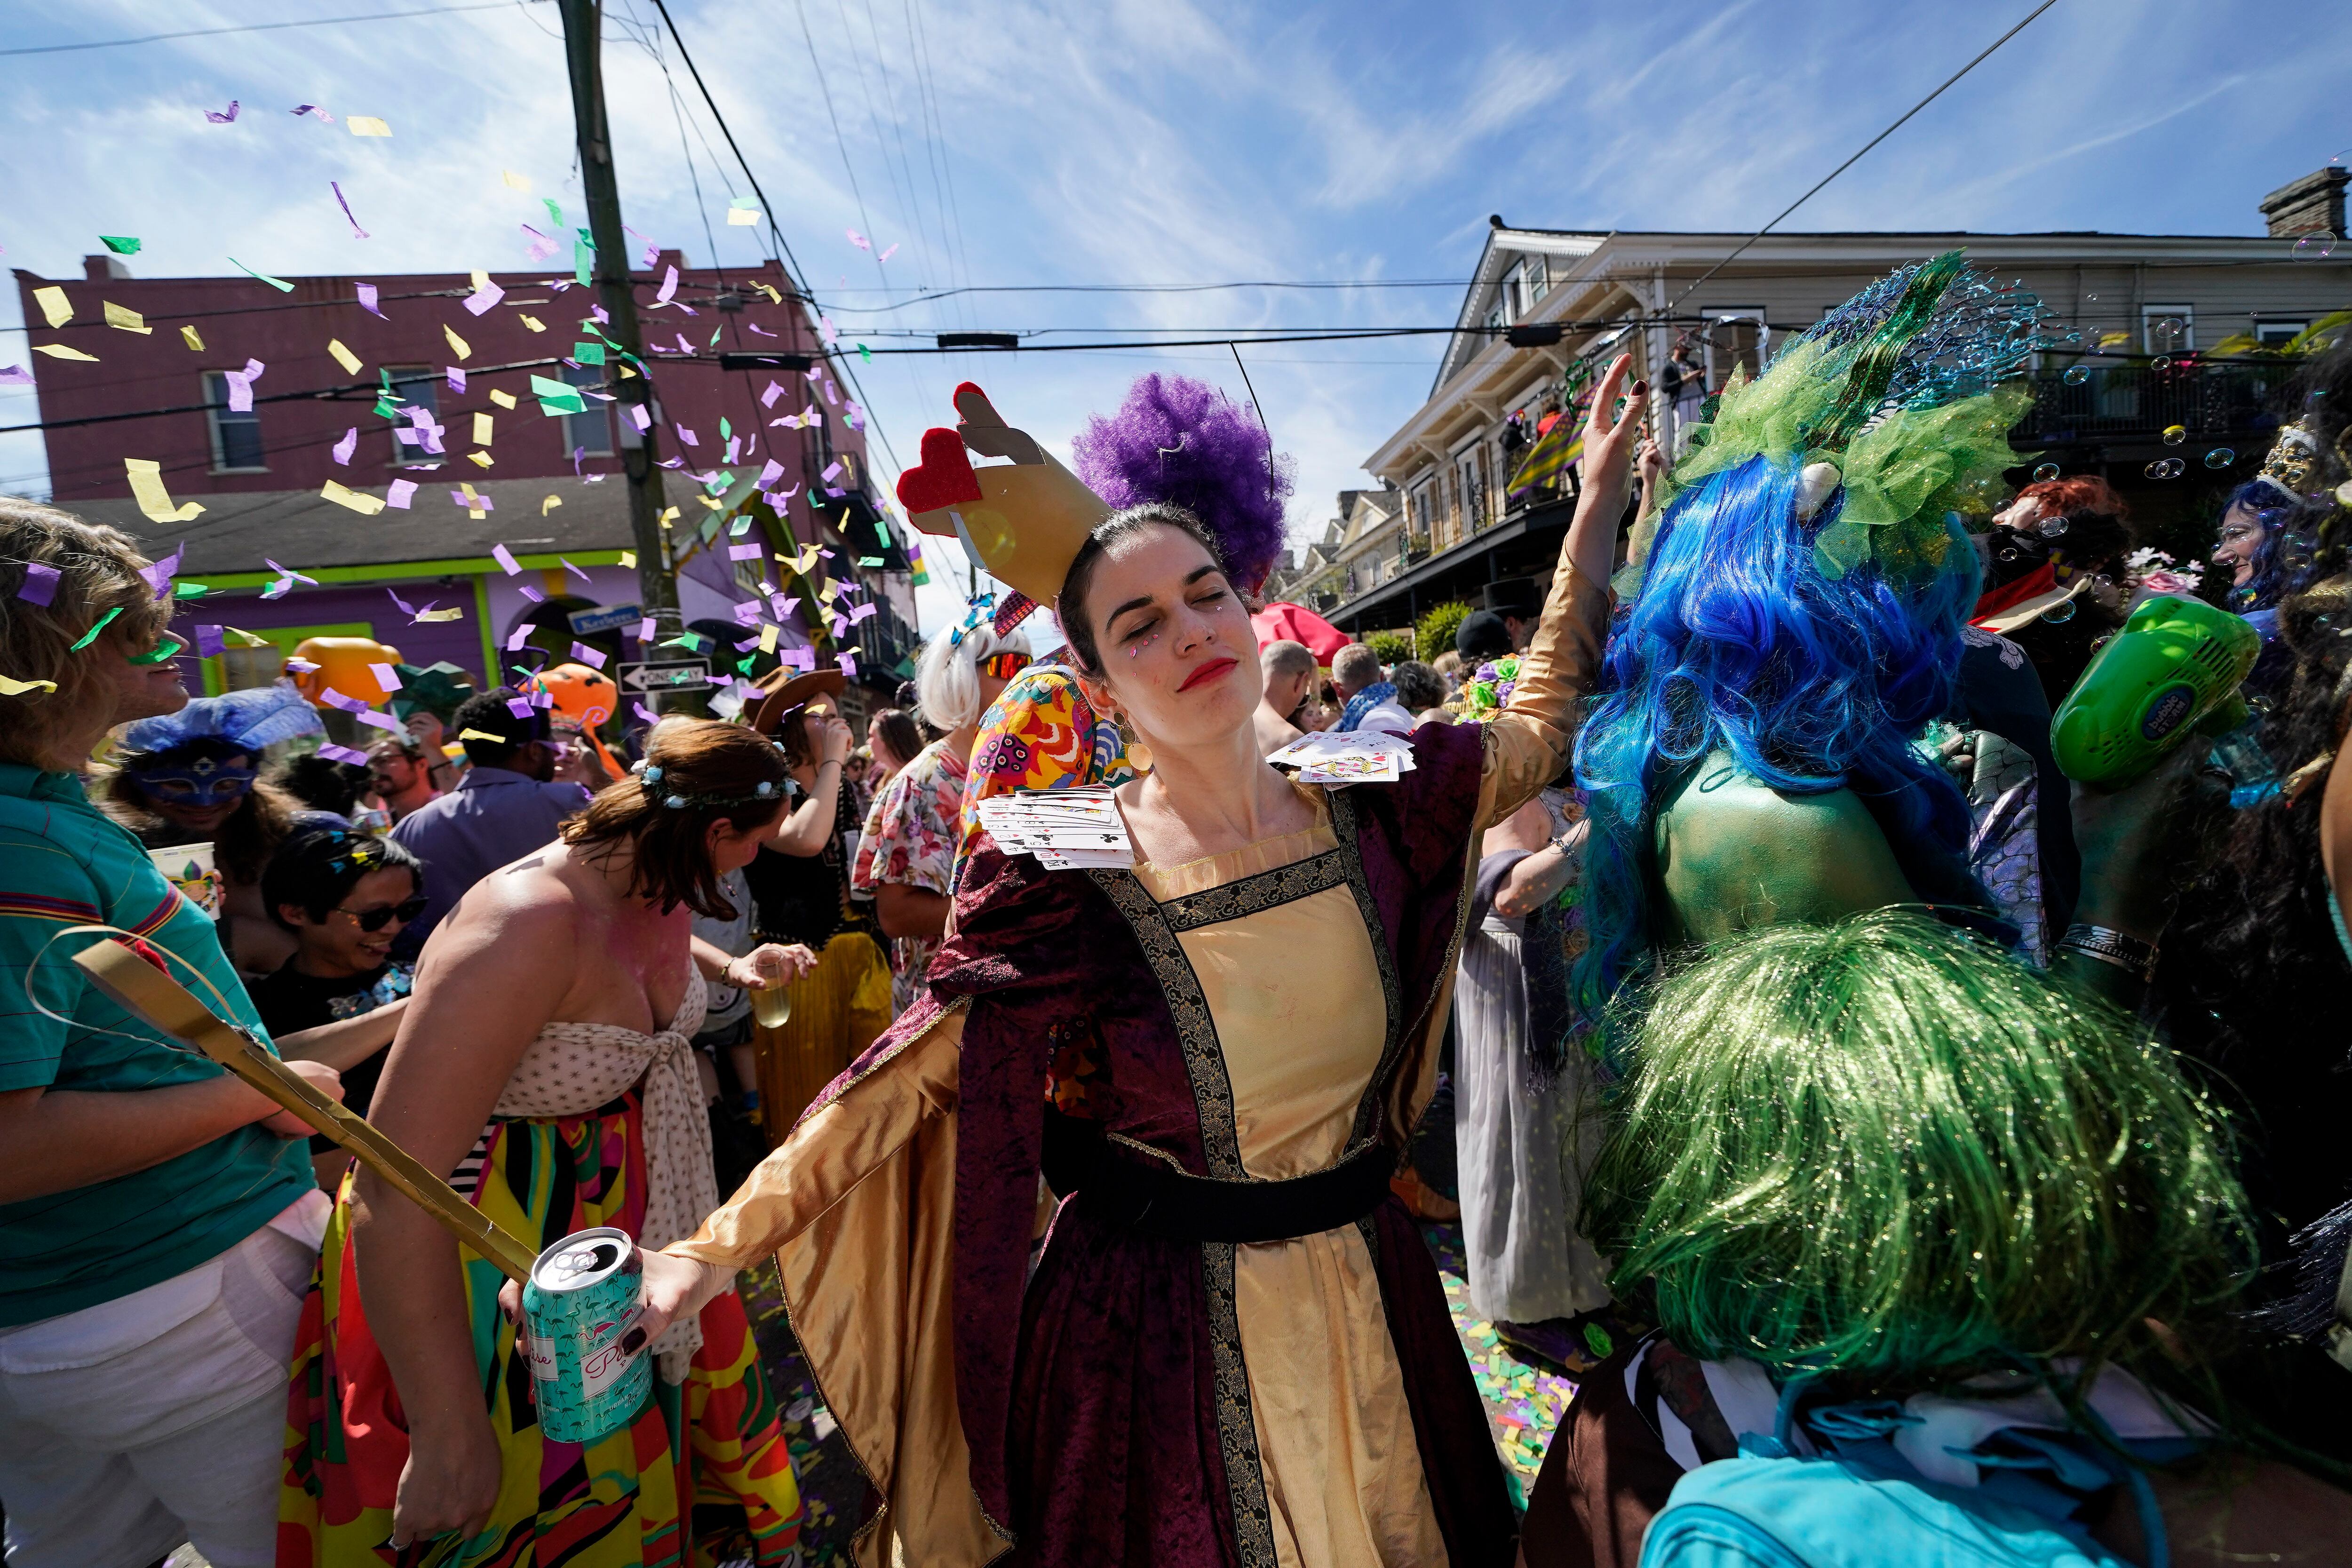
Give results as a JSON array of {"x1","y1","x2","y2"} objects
[
  {"x1": 1565, "y1": 353, "x2": 1646, "y2": 587},
  {"x1": 813, "y1": 709, "x2": 855, "y2": 767}
]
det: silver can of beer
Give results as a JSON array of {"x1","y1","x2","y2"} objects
[{"x1": 521, "y1": 1226, "x2": 650, "y2": 1445}]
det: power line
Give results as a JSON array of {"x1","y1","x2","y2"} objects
[
  {"x1": 818, "y1": 278, "x2": 1473, "y2": 312},
  {"x1": 0, "y1": 1, "x2": 539, "y2": 58},
  {"x1": 1665, "y1": 0, "x2": 2064, "y2": 312}
]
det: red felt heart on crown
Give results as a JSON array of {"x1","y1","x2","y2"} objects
[{"x1": 895, "y1": 426, "x2": 983, "y2": 515}]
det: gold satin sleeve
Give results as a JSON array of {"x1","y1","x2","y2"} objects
[
  {"x1": 669, "y1": 1011, "x2": 1001, "y2": 1568},
  {"x1": 1477, "y1": 556, "x2": 1613, "y2": 834}
]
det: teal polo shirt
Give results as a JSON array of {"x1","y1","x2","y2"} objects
[{"x1": 0, "y1": 763, "x2": 313, "y2": 1326}]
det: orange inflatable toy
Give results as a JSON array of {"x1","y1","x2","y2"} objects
[
  {"x1": 533, "y1": 661, "x2": 623, "y2": 777},
  {"x1": 290, "y1": 636, "x2": 403, "y2": 708}
]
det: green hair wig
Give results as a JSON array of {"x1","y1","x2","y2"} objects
[{"x1": 1587, "y1": 910, "x2": 2252, "y2": 1391}]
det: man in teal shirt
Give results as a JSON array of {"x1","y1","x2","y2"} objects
[{"x1": 0, "y1": 501, "x2": 346, "y2": 1568}]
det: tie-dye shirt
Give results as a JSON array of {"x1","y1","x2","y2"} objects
[{"x1": 957, "y1": 663, "x2": 1141, "y2": 864}]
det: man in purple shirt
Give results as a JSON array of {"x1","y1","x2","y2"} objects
[{"x1": 388, "y1": 689, "x2": 592, "y2": 958}]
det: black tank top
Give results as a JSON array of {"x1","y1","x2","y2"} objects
[{"x1": 739, "y1": 777, "x2": 873, "y2": 948}]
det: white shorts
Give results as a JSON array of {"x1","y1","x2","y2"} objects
[{"x1": 0, "y1": 1188, "x2": 330, "y2": 1568}]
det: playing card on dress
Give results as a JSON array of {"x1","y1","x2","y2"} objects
[
  {"x1": 976, "y1": 786, "x2": 1135, "y2": 868},
  {"x1": 1266, "y1": 730, "x2": 1416, "y2": 785}
]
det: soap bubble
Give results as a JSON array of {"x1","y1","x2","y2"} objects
[
  {"x1": 2153, "y1": 356, "x2": 2174, "y2": 372},
  {"x1": 2165, "y1": 458, "x2": 2186, "y2": 478},
  {"x1": 2063, "y1": 366, "x2": 2090, "y2": 386},
  {"x1": 2203, "y1": 447, "x2": 2235, "y2": 469},
  {"x1": 2035, "y1": 515, "x2": 2067, "y2": 537},
  {"x1": 2031, "y1": 462, "x2": 2060, "y2": 482},
  {"x1": 2143, "y1": 461, "x2": 2164, "y2": 478},
  {"x1": 2162, "y1": 425, "x2": 2187, "y2": 446},
  {"x1": 2042, "y1": 600, "x2": 2079, "y2": 625}
]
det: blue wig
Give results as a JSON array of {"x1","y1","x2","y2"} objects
[{"x1": 1572, "y1": 454, "x2": 1986, "y2": 1025}]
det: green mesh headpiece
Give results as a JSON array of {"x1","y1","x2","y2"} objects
[
  {"x1": 1621, "y1": 252, "x2": 2051, "y2": 595},
  {"x1": 1585, "y1": 911, "x2": 2252, "y2": 1392}
]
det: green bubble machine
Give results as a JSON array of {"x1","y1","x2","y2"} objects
[{"x1": 2050, "y1": 593, "x2": 2261, "y2": 788}]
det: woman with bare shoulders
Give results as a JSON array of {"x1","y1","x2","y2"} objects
[{"x1": 278, "y1": 721, "x2": 818, "y2": 1566}]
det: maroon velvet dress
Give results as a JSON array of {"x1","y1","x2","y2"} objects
[{"x1": 673, "y1": 566, "x2": 1609, "y2": 1566}]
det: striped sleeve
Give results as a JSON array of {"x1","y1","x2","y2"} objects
[{"x1": 0, "y1": 831, "x2": 105, "y2": 1092}]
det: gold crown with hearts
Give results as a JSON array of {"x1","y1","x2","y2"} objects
[{"x1": 891, "y1": 383, "x2": 1111, "y2": 606}]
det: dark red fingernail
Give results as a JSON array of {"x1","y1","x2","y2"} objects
[
  {"x1": 1632, "y1": 381, "x2": 1648, "y2": 396},
  {"x1": 501, "y1": 1300, "x2": 517, "y2": 1323},
  {"x1": 621, "y1": 1327, "x2": 648, "y2": 1353}
]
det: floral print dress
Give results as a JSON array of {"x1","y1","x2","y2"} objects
[{"x1": 852, "y1": 738, "x2": 967, "y2": 1015}]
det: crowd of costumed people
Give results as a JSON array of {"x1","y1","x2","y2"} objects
[{"x1": 6, "y1": 253, "x2": 2352, "y2": 1568}]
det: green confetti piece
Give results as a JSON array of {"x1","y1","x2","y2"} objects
[
  {"x1": 720, "y1": 416, "x2": 732, "y2": 441},
  {"x1": 1583, "y1": 1323, "x2": 1614, "y2": 1360},
  {"x1": 100, "y1": 235, "x2": 142, "y2": 255},
  {"x1": 858, "y1": 342, "x2": 871, "y2": 362},
  {"x1": 172, "y1": 581, "x2": 207, "y2": 598},
  {"x1": 572, "y1": 341, "x2": 605, "y2": 365},
  {"x1": 729, "y1": 516, "x2": 753, "y2": 537},
  {"x1": 227, "y1": 257, "x2": 294, "y2": 292},
  {"x1": 126, "y1": 636, "x2": 185, "y2": 665},
  {"x1": 69, "y1": 605, "x2": 123, "y2": 650},
  {"x1": 856, "y1": 556, "x2": 883, "y2": 567}
]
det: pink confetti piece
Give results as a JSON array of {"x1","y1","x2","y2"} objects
[
  {"x1": 356, "y1": 281, "x2": 387, "y2": 318},
  {"x1": 568, "y1": 642, "x2": 606, "y2": 669},
  {"x1": 633, "y1": 700, "x2": 660, "y2": 724},
  {"x1": 224, "y1": 358, "x2": 264, "y2": 413},
  {"x1": 675, "y1": 425, "x2": 698, "y2": 447},
  {"x1": 290, "y1": 104, "x2": 334, "y2": 123},
  {"x1": 755, "y1": 458, "x2": 786, "y2": 490},
  {"x1": 370, "y1": 661, "x2": 403, "y2": 691},
  {"x1": 353, "y1": 708, "x2": 402, "y2": 732},
  {"x1": 492, "y1": 542, "x2": 521, "y2": 574},
  {"x1": 519, "y1": 223, "x2": 560, "y2": 263},
  {"x1": 655, "y1": 265, "x2": 678, "y2": 306},
  {"x1": 331, "y1": 181, "x2": 370, "y2": 240},
  {"x1": 824, "y1": 378, "x2": 840, "y2": 407},
  {"x1": 318, "y1": 743, "x2": 370, "y2": 764},
  {"x1": 628, "y1": 403, "x2": 651, "y2": 432},
  {"x1": 747, "y1": 322, "x2": 776, "y2": 337},
  {"x1": 205, "y1": 100, "x2": 240, "y2": 124},
  {"x1": 878, "y1": 243, "x2": 898, "y2": 264},
  {"x1": 727, "y1": 542, "x2": 764, "y2": 560},
  {"x1": 193, "y1": 624, "x2": 225, "y2": 657},
  {"x1": 803, "y1": 365, "x2": 823, "y2": 384},
  {"x1": 820, "y1": 461, "x2": 842, "y2": 484},
  {"x1": 317, "y1": 686, "x2": 368, "y2": 713},
  {"x1": 17, "y1": 562, "x2": 60, "y2": 605},
  {"x1": 672, "y1": 332, "x2": 693, "y2": 355},
  {"x1": 759, "y1": 379, "x2": 785, "y2": 408},
  {"x1": 332, "y1": 427, "x2": 357, "y2": 466},
  {"x1": 506, "y1": 625, "x2": 531, "y2": 651},
  {"x1": 386, "y1": 478, "x2": 417, "y2": 509},
  {"x1": 847, "y1": 229, "x2": 870, "y2": 252},
  {"x1": 818, "y1": 317, "x2": 838, "y2": 347},
  {"x1": 464, "y1": 276, "x2": 505, "y2": 315}
]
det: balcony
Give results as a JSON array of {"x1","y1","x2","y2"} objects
[{"x1": 2014, "y1": 360, "x2": 2287, "y2": 454}]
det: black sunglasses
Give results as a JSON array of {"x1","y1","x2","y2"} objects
[{"x1": 334, "y1": 896, "x2": 428, "y2": 931}]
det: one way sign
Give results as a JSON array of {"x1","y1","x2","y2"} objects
[{"x1": 620, "y1": 660, "x2": 711, "y2": 692}]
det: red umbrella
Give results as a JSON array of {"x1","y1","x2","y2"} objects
[{"x1": 1250, "y1": 601, "x2": 1350, "y2": 665}]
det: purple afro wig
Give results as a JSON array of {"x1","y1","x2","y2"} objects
[{"x1": 1070, "y1": 374, "x2": 1293, "y2": 594}]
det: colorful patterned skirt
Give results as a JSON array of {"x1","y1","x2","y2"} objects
[{"x1": 278, "y1": 1090, "x2": 803, "y2": 1567}]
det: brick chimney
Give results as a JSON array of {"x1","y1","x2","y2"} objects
[
  {"x1": 82, "y1": 253, "x2": 133, "y2": 280},
  {"x1": 2259, "y1": 167, "x2": 2348, "y2": 239}
]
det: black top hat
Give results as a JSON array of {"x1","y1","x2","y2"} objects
[
  {"x1": 1455, "y1": 610, "x2": 1515, "y2": 661},
  {"x1": 1482, "y1": 578, "x2": 1542, "y2": 617}
]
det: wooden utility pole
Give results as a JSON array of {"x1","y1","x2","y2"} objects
[{"x1": 557, "y1": 0, "x2": 687, "y2": 681}]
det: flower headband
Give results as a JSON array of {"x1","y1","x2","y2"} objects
[{"x1": 632, "y1": 748, "x2": 790, "y2": 812}]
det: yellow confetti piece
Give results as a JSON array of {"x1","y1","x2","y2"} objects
[
  {"x1": 618, "y1": 363, "x2": 637, "y2": 378},
  {"x1": 517, "y1": 314, "x2": 545, "y2": 333},
  {"x1": 755, "y1": 284, "x2": 783, "y2": 305},
  {"x1": 33, "y1": 343, "x2": 97, "y2": 362},
  {"x1": 467, "y1": 451, "x2": 495, "y2": 468},
  {"x1": 0, "y1": 671, "x2": 59, "y2": 697},
  {"x1": 695, "y1": 494, "x2": 722, "y2": 510},
  {"x1": 472, "y1": 412, "x2": 494, "y2": 445},
  {"x1": 414, "y1": 606, "x2": 464, "y2": 622},
  {"x1": 444, "y1": 323, "x2": 471, "y2": 360},
  {"x1": 459, "y1": 727, "x2": 506, "y2": 743},
  {"x1": 103, "y1": 301, "x2": 151, "y2": 335},
  {"x1": 32, "y1": 286, "x2": 70, "y2": 327},
  {"x1": 221, "y1": 626, "x2": 273, "y2": 648},
  {"x1": 658, "y1": 505, "x2": 680, "y2": 524},
  {"x1": 758, "y1": 623, "x2": 779, "y2": 655},
  {"x1": 180, "y1": 324, "x2": 205, "y2": 351},
  {"x1": 319, "y1": 479, "x2": 386, "y2": 516},
  {"x1": 328, "y1": 338, "x2": 362, "y2": 375},
  {"x1": 125, "y1": 459, "x2": 205, "y2": 523},
  {"x1": 347, "y1": 115, "x2": 392, "y2": 137},
  {"x1": 540, "y1": 495, "x2": 562, "y2": 517},
  {"x1": 618, "y1": 550, "x2": 636, "y2": 567},
  {"x1": 488, "y1": 388, "x2": 517, "y2": 410},
  {"x1": 470, "y1": 268, "x2": 491, "y2": 293},
  {"x1": 502, "y1": 169, "x2": 532, "y2": 191}
]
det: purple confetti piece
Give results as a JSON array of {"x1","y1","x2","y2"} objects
[
  {"x1": 446, "y1": 365, "x2": 466, "y2": 394},
  {"x1": 727, "y1": 542, "x2": 764, "y2": 561},
  {"x1": 591, "y1": 302, "x2": 610, "y2": 325},
  {"x1": 656, "y1": 457, "x2": 684, "y2": 470},
  {"x1": 506, "y1": 696, "x2": 533, "y2": 717},
  {"x1": 829, "y1": 613, "x2": 848, "y2": 638},
  {"x1": 205, "y1": 100, "x2": 240, "y2": 124},
  {"x1": 844, "y1": 401, "x2": 866, "y2": 433},
  {"x1": 747, "y1": 323, "x2": 776, "y2": 338},
  {"x1": 519, "y1": 223, "x2": 560, "y2": 263},
  {"x1": 386, "y1": 478, "x2": 416, "y2": 509},
  {"x1": 370, "y1": 661, "x2": 403, "y2": 691},
  {"x1": 332, "y1": 427, "x2": 357, "y2": 465},
  {"x1": 492, "y1": 542, "x2": 520, "y2": 574},
  {"x1": 849, "y1": 601, "x2": 878, "y2": 624},
  {"x1": 283, "y1": 657, "x2": 320, "y2": 672},
  {"x1": 731, "y1": 598, "x2": 763, "y2": 626},
  {"x1": 261, "y1": 579, "x2": 293, "y2": 601},
  {"x1": 386, "y1": 586, "x2": 418, "y2": 617},
  {"x1": 517, "y1": 584, "x2": 543, "y2": 603},
  {"x1": 755, "y1": 458, "x2": 785, "y2": 490},
  {"x1": 193, "y1": 624, "x2": 225, "y2": 657},
  {"x1": 224, "y1": 358, "x2": 264, "y2": 413},
  {"x1": 331, "y1": 181, "x2": 369, "y2": 240},
  {"x1": 824, "y1": 378, "x2": 840, "y2": 407},
  {"x1": 356, "y1": 281, "x2": 386, "y2": 318},
  {"x1": 803, "y1": 366, "x2": 823, "y2": 384},
  {"x1": 838, "y1": 649, "x2": 857, "y2": 679},
  {"x1": 672, "y1": 332, "x2": 692, "y2": 355},
  {"x1": 632, "y1": 700, "x2": 659, "y2": 724},
  {"x1": 675, "y1": 425, "x2": 698, "y2": 447},
  {"x1": 731, "y1": 634, "x2": 762, "y2": 653},
  {"x1": 464, "y1": 276, "x2": 505, "y2": 315},
  {"x1": 636, "y1": 617, "x2": 656, "y2": 642},
  {"x1": 655, "y1": 265, "x2": 678, "y2": 306},
  {"x1": 317, "y1": 686, "x2": 366, "y2": 713},
  {"x1": 781, "y1": 645, "x2": 814, "y2": 671},
  {"x1": 506, "y1": 626, "x2": 531, "y2": 652},
  {"x1": 353, "y1": 708, "x2": 402, "y2": 732},
  {"x1": 759, "y1": 379, "x2": 784, "y2": 409},
  {"x1": 263, "y1": 557, "x2": 318, "y2": 586},
  {"x1": 0, "y1": 365, "x2": 35, "y2": 386},
  {"x1": 628, "y1": 404, "x2": 651, "y2": 432},
  {"x1": 569, "y1": 642, "x2": 606, "y2": 669},
  {"x1": 17, "y1": 561, "x2": 61, "y2": 606},
  {"x1": 820, "y1": 460, "x2": 842, "y2": 484},
  {"x1": 560, "y1": 557, "x2": 590, "y2": 583},
  {"x1": 139, "y1": 544, "x2": 183, "y2": 597},
  {"x1": 318, "y1": 743, "x2": 371, "y2": 765}
]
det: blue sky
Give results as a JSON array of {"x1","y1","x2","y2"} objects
[{"x1": 2, "y1": 0, "x2": 2345, "y2": 632}]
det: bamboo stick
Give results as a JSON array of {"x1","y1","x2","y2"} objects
[{"x1": 72, "y1": 940, "x2": 540, "y2": 1283}]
